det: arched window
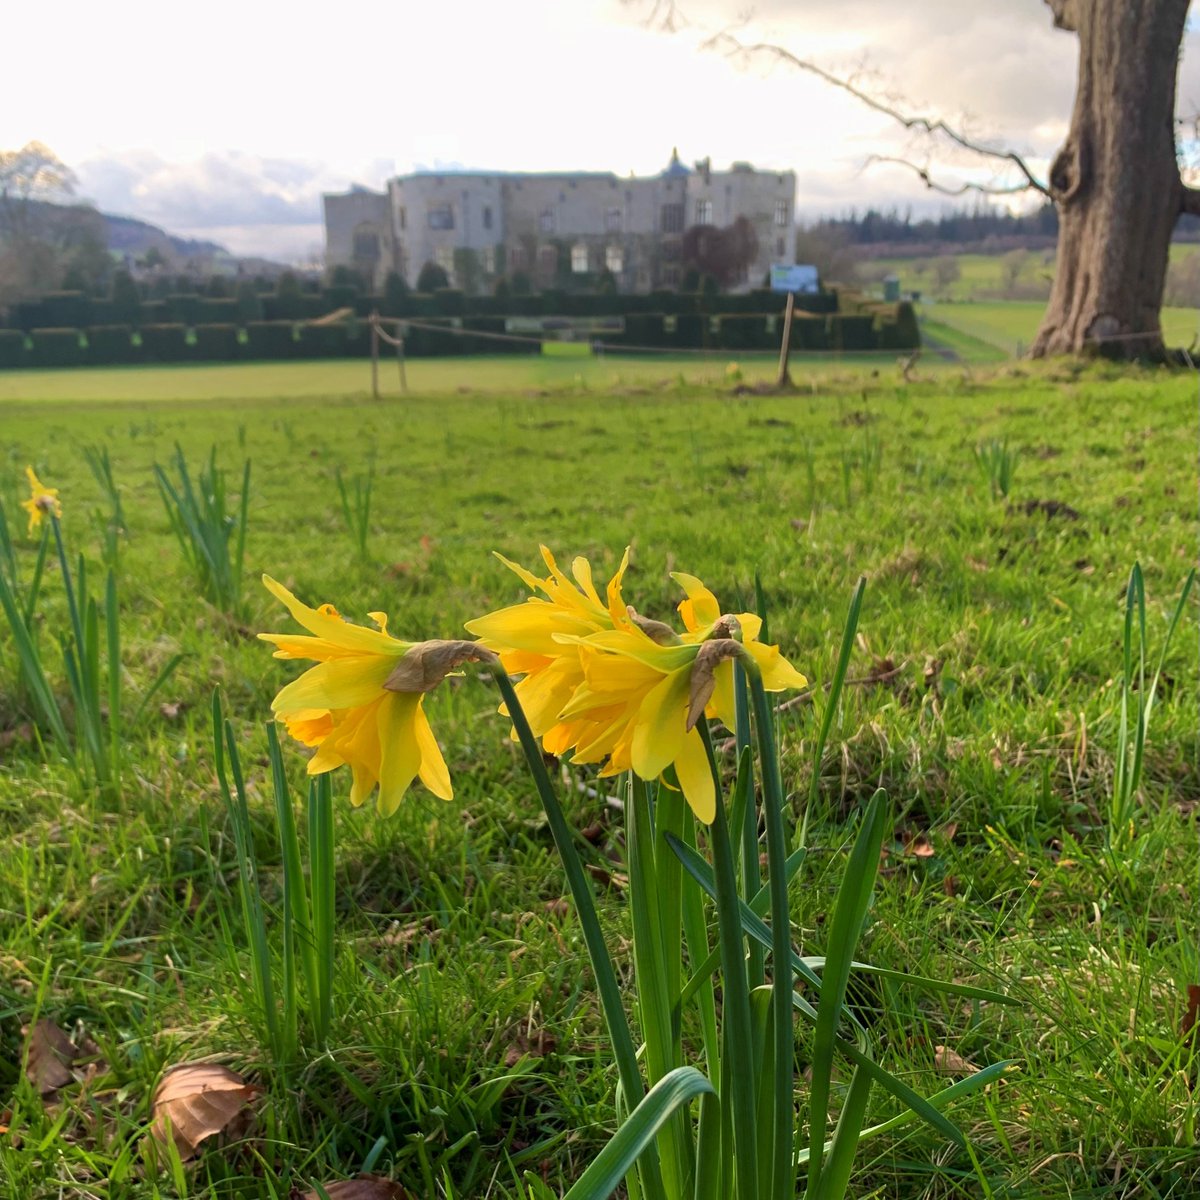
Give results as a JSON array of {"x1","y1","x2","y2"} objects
[{"x1": 571, "y1": 243, "x2": 589, "y2": 274}]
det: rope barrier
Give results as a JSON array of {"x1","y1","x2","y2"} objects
[{"x1": 372, "y1": 314, "x2": 915, "y2": 359}]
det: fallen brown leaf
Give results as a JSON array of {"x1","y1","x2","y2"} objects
[
  {"x1": 23, "y1": 1019, "x2": 105, "y2": 1097},
  {"x1": 503, "y1": 1027, "x2": 558, "y2": 1068},
  {"x1": 933, "y1": 1045, "x2": 978, "y2": 1075},
  {"x1": 150, "y1": 1063, "x2": 258, "y2": 1159},
  {"x1": 299, "y1": 1175, "x2": 411, "y2": 1200},
  {"x1": 1181, "y1": 984, "x2": 1200, "y2": 1044}
]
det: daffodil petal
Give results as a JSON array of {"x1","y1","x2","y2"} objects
[
  {"x1": 413, "y1": 700, "x2": 453, "y2": 800},
  {"x1": 675, "y1": 727, "x2": 716, "y2": 823},
  {"x1": 376, "y1": 692, "x2": 423, "y2": 816},
  {"x1": 631, "y1": 667, "x2": 691, "y2": 781},
  {"x1": 272, "y1": 656, "x2": 395, "y2": 715},
  {"x1": 262, "y1": 575, "x2": 403, "y2": 656}
]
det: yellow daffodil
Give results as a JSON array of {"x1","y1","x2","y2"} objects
[
  {"x1": 259, "y1": 575, "x2": 468, "y2": 816},
  {"x1": 464, "y1": 545, "x2": 631, "y2": 751},
  {"x1": 20, "y1": 466, "x2": 61, "y2": 536},
  {"x1": 471, "y1": 552, "x2": 807, "y2": 824}
]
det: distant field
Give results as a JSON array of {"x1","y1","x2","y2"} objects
[
  {"x1": 865, "y1": 252, "x2": 1055, "y2": 302},
  {"x1": 925, "y1": 301, "x2": 1200, "y2": 357}
]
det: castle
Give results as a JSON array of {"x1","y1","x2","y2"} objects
[{"x1": 323, "y1": 151, "x2": 795, "y2": 293}]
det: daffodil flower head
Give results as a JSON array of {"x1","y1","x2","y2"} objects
[
  {"x1": 464, "y1": 545, "x2": 632, "y2": 743},
  {"x1": 545, "y1": 570, "x2": 807, "y2": 824},
  {"x1": 259, "y1": 575, "x2": 488, "y2": 816},
  {"x1": 20, "y1": 466, "x2": 61, "y2": 537}
]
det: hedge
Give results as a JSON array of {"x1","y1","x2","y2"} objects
[
  {"x1": 244, "y1": 321, "x2": 299, "y2": 360},
  {"x1": 191, "y1": 324, "x2": 241, "y2": 361},
  {"x1": 85, "y1": 325, "x2": 137, "y2": 365},
  {"x1": 139, "y1": 323, "x2": 188, "y2": 362},
  {"x1": 0, "y1": 329, "x2": 28, "y2": 368},
  {"x1": 0, "y1": 304, "x2": 915, "y2": 369},
  {"x1": 29, "y1": 328, "x2": 85, "y2": 368}
]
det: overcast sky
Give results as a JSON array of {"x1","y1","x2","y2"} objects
[{"x1": 4, "y1": 0, "x2": 1198, "y2": 260}]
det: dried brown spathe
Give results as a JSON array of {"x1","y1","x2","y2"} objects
[{"x1": 383, "y1": 640, "x2": 498, "y2": 693}]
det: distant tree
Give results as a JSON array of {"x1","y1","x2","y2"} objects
[
  {"x1": 700, "y1": 273, "x2": 720, "y2": 297},
  {"x1": 150, "y1": 273, "x2": 172, "y2": 300},
  {"x1": 330, "y1": 263, "x2": 362, "y2": 291},
  {"x1": 1000, "y1": 248, "x2": 1030, "y2": 296},
  {"x1": 61, "y1": 263, "x2": 91, "y2": 294},
  {"x1": 111, "y1": 269, "x2": 141, "y2": 324},
  {"x1": 382, "y1": 270, "x2": 409, "y2": 315},
  {"x1": 206, "y1": 274, "x2": 230, "y2": 298},
  {"x1": 681, "y1": 216, "x2": 759, "y2": 287},
  {"x1": 275, "y1": 271, "x2": 304, "y2": 319},
  {"x1": 492, "y1": 275, "x2": 511, "y2": 299},
  {"x1": 0, "y1": 142, "x2": 95, "y2": 302},
  {"x1": 235, "y1": 278, "x2": 262, "y2": 322},
  {"x1": 682, "y1": 266, "x2": 701, "y2": 292},
  {"x1": 510, "y1": 270, "x2": 532, "y2": 295},
  {"x1": 416, "y1": 260, "x2": 450, "y2": 292},
  {"x1": 139, "y1": 246, "x2": 166, "y2": 270},
  {"x1": 932, "y1": 256, "x2": 961, "y2": 293},
  {"x1": 596, "y1": 268, "x2": 618, "y2": 295},
  {"x1": 793, "y1": 224, "x2": 857, "y2": 285},
  {"x1": 453, "y1": 248, "x2": 482, "y2": 295}
]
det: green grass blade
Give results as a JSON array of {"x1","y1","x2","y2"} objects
[
  {"x1": 561, "y1": 1067, "x2": 715, "y2": 1200},
  {"x1": 813, "y1": 1065, "x2": 872, "y2": 1200},
  {"x1": 804, "y1": 576, "x2": 866, "y2": 842},
  {"x1": 807, "y1": 788, "x2": 887, "y2": 1195}
]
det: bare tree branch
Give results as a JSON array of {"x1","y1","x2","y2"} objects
[
  {"x1": 864, "y1": 155, "x2": 1043, "y2": 199},
  {"x1": 704, "y1": 31, "x2": 1052, "y2": 200}
]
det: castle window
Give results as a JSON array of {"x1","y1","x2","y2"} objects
[
  {"x1": 605, "y1": 245, "x2": 624, "y2": 274},
  {"x1": 429, "y1": 205, "x2": 454, "y2": 230},
  {"x1": 483, "y1": 205, "x2": 493, "y2": 231},
  {"x1": 539, "y1": 208, "x2": 555, "y2": 234},
  {"x1": 538, "y1": 244, "x2": 558, "y2": 274},
  {"x1": 695, "y1": 199, "x2": 712, "y2": 225},
  {"x1": 352, "y1": 229, "x2": 380, "y2": 261},
  {"x1": 483, "y1": 246, "x2": 496, "y2": 274},
  {"x1": 660, "y1": 203, "x2": 684, "y2": 234},
  {"x1": 605, "y1": 208, "x2": 623, "y2": 233},
  {"x1": 399, "y1": 206, "x2": 407, "y2": 230},
  {"x1": 774, "y1": 200, "x2": 790, "y2": 227},
  {"x1": 571, "y1": 243, "x2": 589, "y2": 273}
]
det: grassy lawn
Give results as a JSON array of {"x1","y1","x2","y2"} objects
[
  {"x1": 0, "y1": 359, "x2": 1197, "y2": 1197},
  {"x1": 924, "y1": 302, "x2": 1200, "y2": 357}
]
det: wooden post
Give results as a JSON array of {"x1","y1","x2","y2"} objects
[
  {"x1": 369, "y1": 310, "x2": 380, "y2": 399},
  {"x1": 776, "y1": 291, "x2": 795, "y2": 389},
  {"x1": 395, "y1": 321, "x2": 407, "y2": 393}
]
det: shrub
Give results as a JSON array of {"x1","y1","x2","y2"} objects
[
  {"x1": 29, "y1": 328, "x2": 85, "y2": 367},
  {"x1": 139, "y1": 323, "x2": 189, "y2": 362},
  {"x1": 192, "y1": 324, "x2": 241, "y2": 362},
  {"x1": 85, "y1": 325, "x2": 138, "y2": 365},
  {"x1": 432, "y1": 288, "x2": 465, "y2": 316},
  {"x1": 197, "y1": 298, "x2": 239, "y2": 324},
  {"x1": 166, "y1": 293, "x2": 204, "y2": 325},
  {"x1": 38, "y1": 291, "x2": 92, "y2": 329},
  {"x1": 416, "y1": 261, "x2": 450, "y2": 292},
  {"x1": 244, "y1": 321, "x2": 299, "y2": 360},
  {"x1": 296, "y1": 323, "x2": 349, "y2": 359},
  {"x1": 110, "y1": 270, "x2": 142, "y2": 325},
  {"x1": 0, "y1": 329, "x2": 28, "y2": 368}
]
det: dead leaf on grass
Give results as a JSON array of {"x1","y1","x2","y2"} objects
[
  {"x1": 23, "y1": 1019, "x2": 105, "y2": 1097},
  {"x1": 1181, "y1": 984, "x2": 1200, "y2": 1045},
  {"x1": 150, "y1": 1063, "x2": 258, "y2": 1159},
  {"x1": 933, "y1": 1045, "x2": 978, "y2": 1075},
  {"x1": 503, "y1": 1027, "x2": 558, "y2": 1068},
  {"x1": 298, "y1": 1175, "x2": 411, "y2": 1200}
]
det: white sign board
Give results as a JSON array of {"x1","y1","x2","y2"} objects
[{"x1": 769, "y1": 264, "x2": 819, "y2": 294}]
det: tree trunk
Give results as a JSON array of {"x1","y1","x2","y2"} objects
[{"x1": 1031, "y1": 0, "x2": 1190, "y2": 358}]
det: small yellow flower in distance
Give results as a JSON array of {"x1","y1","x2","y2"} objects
[
  {"x1": 260, "y1": 575, "x2": 478, "y2": 816},
  {"x1": 20, "y1": 466, "x2": 62, "y2": 536},
  {"x1": 465, "y1": 545, "x2": 631, "y2": 752}
]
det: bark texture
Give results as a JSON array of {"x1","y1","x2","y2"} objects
[{"x1": 1031, "y1": 0, "x2": 1190, "y2": 358}]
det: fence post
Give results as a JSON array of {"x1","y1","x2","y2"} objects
[{"x1": 776, "y1": 291, "x2": 795, "y2": 388}]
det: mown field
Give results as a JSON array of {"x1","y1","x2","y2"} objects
[{"x1": 1, "y1": 356, "x2": 1198, "y2": 1198}]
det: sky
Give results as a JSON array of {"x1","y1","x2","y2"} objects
[{"x1": 3, "y1": 0, "x2": 1198, "y2": 261}]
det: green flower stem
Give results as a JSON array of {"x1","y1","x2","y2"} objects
[
  {"x1": 744, "y1": 661, "x2": 795, "y2": 1200},
  {"x1": 733, "y1": 665, "x2": 764, "y2": 989},
  {"x1": 699, "y1": 721, "x2": 758, "y2": 1200},
  {"x1": 49, "y1": 516, "x2": 84, "y2": 656},
  {"x1": 630, "y1": 774, "x2": 689, "y2": 1197},
  {"x1": 490, "y1": 667, "x2": 665, "y2": 1200}
]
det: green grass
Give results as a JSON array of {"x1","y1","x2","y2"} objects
[
  {"x1": 924, "y1": 302, "x2": 1200, "y2": 358},
  {"x1": 1, "y1": 358, "x2": 1198, "y2": 1197}
]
